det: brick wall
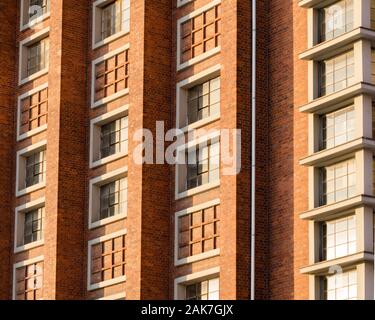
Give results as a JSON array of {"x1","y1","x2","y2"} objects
[{"x1": 0, "y1": 0, "x2": 16, "y2": 299}]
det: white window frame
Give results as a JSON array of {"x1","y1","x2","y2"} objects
[
  {"x1": 19, "y1": 27, "x2": 50, "y2": 86},
  {"x1": 14, "y1": 197, "x2": 45, "y2": 253},
  {"x1": 90, "y1": 105, "x2": 129, "y2": 168},
  {"x1": 92, "y1": 0, "x2": 130, "y2": 50},
  {"x1": 176, "y1": 64, "x2": 221, "y2": 132},
  {"x1": 174, "y1": 266, "x2": 220, "y2": 300},
  {"x1": 91, "y1": 44, "x2": 130, "y2": 109},
  {"x1": 174, "y1": 199, "x2": 220, "y2": 266},
  {"x1": 322, "y1": 214, "x2": 357, "y2": 261},
  {"x1": 175, "y1": 131, "x2": 220, "y2": 200},
  {"x1": 176, "y1": 0, "x2": 193, "y2": 8},
  {"x1": 17, "y1": 83, "x2": 48, "y2": 141},
  {"x1": 96, "y1": 292, "x2": 126, "y2": 300},
  {"x1": 20, "y1": 0, "x2": 51, "y2": 31},
  {"x1": 88, "y1": 167, "x2": 128, "y2": 229},
  {"x1": 12, "y1": 255, "x2": 44, "y2": 300},
  {"x1": 16, "y1": 140, "x2": 47, "y2": 197},
  {"x1": 176, "y1": 0, "x2": 221, "y2": 71},
  {"x1": 87, "y1": 229, "x2": 127, "y2": 291}
]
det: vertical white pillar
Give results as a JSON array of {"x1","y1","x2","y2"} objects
[
  {"x1": 354, "y1": 94, "x2": 373, "y2": 139},
  {"x1": 355, "y1": 149, "x2": 373, "y2": 196},
  {"x1": 357, "y1": 262, "x2": 374, "y2": 300},
  {"x1": 354, "y1": 40, "x2": 372, "y2": 84}
]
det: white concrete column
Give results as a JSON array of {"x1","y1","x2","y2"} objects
[
  {"x1": 309, "y1": 275, "x2": 319, "y2": 300},
  {"x1": 354, "y1": 94, "x2": 373, "y2": 139},
  {"x1": 308, "y1": 113, "x2": 320, "y2": 154},
  {"x1": 355, "y1": 206, "x2": 374, "y2": 253},
  {"x1": 355, "y1": 149, "x2": 373, "y2": 195},
  {"x1": 309, "y1": 220, "x2": 320, "y2": 264},
  {"x1": 357, "y1": 262, "x2": 374, "y2": 300},
  {"x1": 308, "y1": 8, "x2": 318, "y2": 48},
  {"x1": 353, "y1": 0, "x2": 371, "y2": 29},
  {"x1": 309, "y1": 166, "x2": 320, "y2": 209},
  {"x1": 308, "y1": 60, "x2": 318, "y2": 101},
  {"x1": 354, "y1": 40, "x2": 372, "y2": 84}
]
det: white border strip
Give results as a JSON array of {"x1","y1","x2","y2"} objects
[
  {"x1": 87, "y1": 229, "x2": 127, "y2": 291},
  {"x1": 174, "y1": 199, "x2": 221, "y2": 266},
  {"x1": 14, "y1": 197, "x2": 45, "y2": 253},
  {"x1": 17, "y1": 83, "x2": 48, "y2": 141},
  {"x1": 174, "y1": 266, "x2": 220, "y2": 300},
  {"x1": 13, "y1": 255, "x2": 44, "y2": 300},
  {"x1": 91, "y1": 44, "x2": 130, "y2": 108},
  {"x1": 177, "y1": 0, "x2": 221, "y2": 71}
]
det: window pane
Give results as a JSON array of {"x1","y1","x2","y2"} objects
[
  {"x1": 320, "y1": 51, "x2": 354, "y2": 97},
  {"x1": 320, "y1": 159, "x2": 356, "y2": 206},
  {"x1": 320, "y1": 0, "x2": 353, "y2": 42},
  {"x1": 187, "y1": 77, "x2": 220, "y2": 125}
]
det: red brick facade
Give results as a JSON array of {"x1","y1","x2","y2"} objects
[{"x1": 0, "y1": 0, "x2": 309, "y2": 300}]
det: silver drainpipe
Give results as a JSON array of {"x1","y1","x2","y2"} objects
[{"x1": 250, "y1": 0, "x2": 256, "y2": 301}]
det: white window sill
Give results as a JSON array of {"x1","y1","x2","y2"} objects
[
  {"x1": 17, "y1": 124, "x2": 47, "y2": 142},
  {"x1": 16, "y1": 182, "x2": 46, "y2": 198},
  {"x1": 175, "y1": 249, "x2": 220, "y2": 266},
  {"x1": 175, "y1": 180, "x2": 220, "y2": 200},
  {"x1": 96, "y1": 292, "x2": 126, "y2": 300},
  {"x1": 20, "y1": 12, "x2": 51, "y2": 31},
  {"x1": 88, "y1": 275, "x2": 126, "y2": 292},
  {"x1": 177, "y1": 0, "x2": 193, "y2": 8},
  {"x1": 14, "y1": 240, "x2": 44, "y2": 254},
  {"x1": 90, "y1": 151, "x2": 128, "y2": 169},
  {"x1": 93, "y1": 30, "x2": 130, "y2": 50},
  {"x1": 177, "y1": 47, "x2": 221, "y2": 72},
  {"x1": 92, "y1": 88, "x2": 129, "y2": 109},
  {"x1": 179, "y1": 115, "x2": 220, "y2": 134},
  {"x1": 19, "y1": 68, "x2": 49, "y2": 86},
  {"x1": 89, "y1": 212, "x2": 127, "y2": 230}
]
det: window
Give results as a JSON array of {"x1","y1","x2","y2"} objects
[
  {"x1": 27, "y1": 38, "x2": 49, "y2": 77},
  {"x1": 176, "y1": 65, "x2": 221, "y2": 130},
  {"x1": 320, "y1": 51, "x2": 354, "y2": 97},
  {"x1": 176, "y1": 133, "x2": 220, "y2": 199},
  {"x1": 101, "y1": 117, "x2": 128, "y2": 158},
  {"x1": 319, "y1": 0, "x2": 353, "y2": 43},
  {"x1": 371, "y1": 0, "x2": 375, "y2": 30},
  {"x1": 176, "y1": 200, "x2": 220, "y2": 265},
  {"x1": 320, "y1": 215, "x2": 356, "y2": 261},
  {"x1": 25, "y1": 150, "x2": 46, "y2": 188},
  {"x1": 88, "y1": 230, "x2": 127, "y2": 291},
  {"x1": 93, "y1": 0, "x2": 130, "y2": 47},
  {"x1": 320, "y1": 159, "x2": 356, "y2": 206},
  {"x1": 185, "y1": 278, "x2": 219, "y2": 300},
  {"x1": 177, "y1": 0, "x2": 221, "y2": 69},
  {"x1": 13, "y1": 257, "x2": 44, "y2": 300},
  {"x1": 19, "y1": 28, "x2": 50, "y2": 84},
  {"x1": 24, "y1": 207, "x2": 44, "y2": 245},
  {"x1": 18, "y1": 85, "x2": 48, "y2": 140},
  {"x1": 186, "y1": 141, "x2": 220, "y2": 190},
  {"x1": 99, "y1": 177, "x2": 127, "y2": 220},
  {"x1": 187, "y1": 77, "x2": 220, "y2": 125},
  {"x1": 320, "y1": 106, "x2": 355, "y2": 150},
  {"x1": 14, "y1": 198, "x2": 45, "y2": 253},
  {"x1": 16, "y1": 141, "x2": 47, "y2": 197},
  {"x1": 90, "y1": 105, "x2": 128, "y2": 167},
  {"x1": 29, "y1": 0, "x2": 50, "y2": 22},
  {"x1": 21, "y1": 0, "x2": 50, "y2": 29},
  {"x1": 89, "y1": 168, "x2": 128, "y2": 229},
  {"x1": 371, "y1": 50, "x2": 375, "y2": 84},
  {"x1": 321, "y1": 270, "x2": 357, "y2": 300},
  {"x1": 92, "y1": 45, "x2": 129, "y2": 108}
]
